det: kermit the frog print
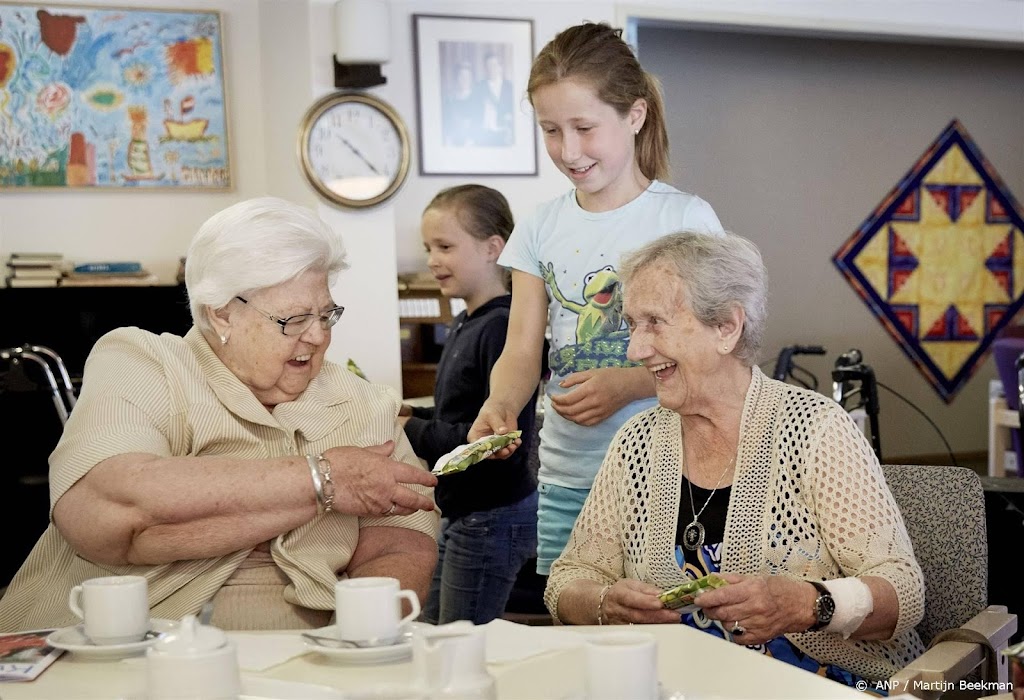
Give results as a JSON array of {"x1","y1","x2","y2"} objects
[{"x1": 542, "y1": 261, "x2": 632, "y2": 375}]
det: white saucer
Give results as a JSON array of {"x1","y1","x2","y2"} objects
[
  {"x1": 46, "y1": 618, "x2": 178, "y2": 658},
  {"x1": 302, "y1": 624, "x2": 415, "y2": 665},
  {"x1": 240, "y1": 676, "x2": 347, "y2": 699}
]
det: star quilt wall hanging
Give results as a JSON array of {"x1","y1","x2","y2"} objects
[{"x1": 833, "y1": 119, "x2": 1024, "y2": 403}]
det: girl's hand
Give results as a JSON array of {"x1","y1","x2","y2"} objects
[
  {"x1": 550, "y1": 367, "x2": 649, "y2": 425},
  {"x1": 467, "y1": 404, "x2": 521, "y2": 458},
  {"x1": 694, "y1": 573, "x2": 815, "y2": 645},
  {"x1": 600, "y1": 579, "x2": 682, "y2": 625}
]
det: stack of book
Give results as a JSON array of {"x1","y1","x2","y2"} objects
[
  {"x1": 61, "y1": 261, "x2": 159, "y2": 287},
  {"x1": 5, "y1": 253, "x2": 65, "y2": 287}
]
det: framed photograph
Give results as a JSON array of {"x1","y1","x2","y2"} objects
[
  {"x1": 0, "y1": 3, "x2": 231, "y2": 190},
  {"x1": 413, "y1": 14, "x2": 536, "y2": 176}
]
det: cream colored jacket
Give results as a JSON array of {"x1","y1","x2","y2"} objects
[
  {"x1": 546, "y1": 367, "x2": 925, "y2": 681},
  {"x1": 0, "y1": 327, "x2": 439, "y2": 632}
]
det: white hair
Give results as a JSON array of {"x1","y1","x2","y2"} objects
[
  {"x1": 185, "y1": 197, "x2": 349, "y2": 332},
  {"x1": 619, "y1": 230, "x2": 768, "y2": 366}
]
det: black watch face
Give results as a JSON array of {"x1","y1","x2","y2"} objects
[{"x1": 819, "y1": 594, "x2": 836, "y2": 624}]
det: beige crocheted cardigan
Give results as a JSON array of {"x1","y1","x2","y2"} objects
[{"x1": 546, "y1": 367, "x2": 925, "y2": 681}]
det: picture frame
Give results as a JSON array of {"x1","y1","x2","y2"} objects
[
  {"x1": 412, "y1": 14, "x2": 536, "y2": 176},
  {"x1": 0, "y1": 3, "x2": 232, "y2": 190}
]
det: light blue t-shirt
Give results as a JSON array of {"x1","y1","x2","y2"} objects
[{"x1": 499, "y1": 181, "x2": 724, "y2": 488}]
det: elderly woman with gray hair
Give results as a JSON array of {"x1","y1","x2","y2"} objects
[
  {"x1": 544, "y1": 231, "x2": 925, "y2": 690},
  {"x1": 0, "y1": 197, "x2": 438, "y2": 632}
]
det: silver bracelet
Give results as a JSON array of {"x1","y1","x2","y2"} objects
[
  {"x1": 597, "y1": 584, "x2": 612, "y2": 625},
  {"x1": 306, "y1": 454, "x2": 325, "y2": 514},
  {"x1": 315, "y1": 454, "x2": 336, "y2": 513}
]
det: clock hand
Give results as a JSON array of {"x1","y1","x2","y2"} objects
[{"x1": 338, "y1": 135, "x2": 381, "y2": 175}]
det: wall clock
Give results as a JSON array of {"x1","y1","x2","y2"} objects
[{"x1": 297, "y1": 92, "x2": 411, "y2": 209}]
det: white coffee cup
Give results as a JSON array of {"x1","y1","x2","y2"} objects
[
  {"x1": 335, "y1": 577, "x2": 420, "y2": 646},
  {"x1": 584, "y1": 631, "x2": 659, "y2": 700},
  {"x1": 146, "y1": 614, "x2": 240, "y2": 700},
  {"x1": 68, "y1": 575, "x2": 149, "y2": 645}
]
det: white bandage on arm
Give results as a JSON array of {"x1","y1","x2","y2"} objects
[{"x1": 822, "y1": 577, "x2": 874, "y2": 638}]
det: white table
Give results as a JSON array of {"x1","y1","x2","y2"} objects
[{"x1": 1, "y1": 623, "x2": 865, "y2": 699}]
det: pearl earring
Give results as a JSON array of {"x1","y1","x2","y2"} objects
[
  {"x1": 634, "y1": 129, "x2": 639, "y2": 135},
  {"x1": 220, "y1": 334, "x2": 228, "y2": 346}
]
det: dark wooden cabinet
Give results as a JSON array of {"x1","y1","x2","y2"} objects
[{"x1": 1, "y1": 284, "x2": 193, "y2": 586}]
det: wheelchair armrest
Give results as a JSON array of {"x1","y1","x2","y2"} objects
[{"x1": 890, "y1": 606, "x2": 1018, "y2": 699}]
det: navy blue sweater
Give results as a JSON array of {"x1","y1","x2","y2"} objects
[{"x1": 403, "y1": 295, "x2": 538, "y2": 520}]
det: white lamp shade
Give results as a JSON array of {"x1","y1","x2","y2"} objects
[{"x1": 334, "y1": 0, "x2": 390, "y2": 64}]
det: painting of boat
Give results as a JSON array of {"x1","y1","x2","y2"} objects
[
  {"x1": 0, "y1": 5, "x2": 230, "y2": 190},
  {"x1": 163, "y1": 118, "x2": 209, "y2": 141}
]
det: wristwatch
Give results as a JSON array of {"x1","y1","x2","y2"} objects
[{"x1": 808, "y1": 581, "x2": 835, "y2": 632}]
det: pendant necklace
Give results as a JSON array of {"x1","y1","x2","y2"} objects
[{"x1": 681, "y1": 456, "x2": 735, "y2": 551}]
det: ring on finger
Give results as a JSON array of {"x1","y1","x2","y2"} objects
[
  {"x1": 730, "y1": 620, "x2": 746, "y2": 636},
  {"x1": 383, "y1": 503, "x2": 397, "y2": 516}
]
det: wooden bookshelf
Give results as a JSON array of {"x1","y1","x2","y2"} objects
[{"x1": 397, "y1": 274, "x2": 464, "y2": 399}]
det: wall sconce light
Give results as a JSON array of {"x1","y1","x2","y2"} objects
[{"x1": 333, "y1": 0, "x2": 390, "y2": 89}]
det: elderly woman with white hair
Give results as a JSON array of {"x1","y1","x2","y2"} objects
[
  {"x1": 544, "y1": 231, "x2": 925, "y2": 691},
  {"x1": 0, "y1": 197, "x2": 439, "y2": 631}
]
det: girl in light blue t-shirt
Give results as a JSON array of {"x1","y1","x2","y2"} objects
[{"x1": 469, "y1": 22, "x2": 723, "y2": 576}]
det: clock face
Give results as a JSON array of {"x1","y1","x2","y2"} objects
[{"x1": 298, "y1": 93, "x2": 410, "y2": 208}]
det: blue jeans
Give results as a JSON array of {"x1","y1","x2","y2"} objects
[
  {"x1": 422, "y1": 491, "x2": 538, "y2": 625},
  {"x1": 535, "y1": 482, "x2": 591, "y2": 575}
]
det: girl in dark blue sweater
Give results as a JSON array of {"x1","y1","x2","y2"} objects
[{"x1": 400, "y1": 185, "x2": 539, "y2": 625}]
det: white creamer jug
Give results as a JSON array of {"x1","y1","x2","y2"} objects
[
  {"x1": 413, "y1": 621, "x2": 496, "y2": 700},
  {"x1": 146, "y1": 614, "x2": 241, "y2": 699}
]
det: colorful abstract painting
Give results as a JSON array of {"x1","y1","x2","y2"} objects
[
  {"x1": 834, "y1": 120, "x2": 1024, "y2": 403},
  {"x1": 0, "y1": 4, "x2": 230, "y2": 189}
]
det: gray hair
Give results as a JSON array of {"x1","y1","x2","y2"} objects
[
  {"x1": 619, "y1": 231, "x2": 768, "y2": 366},
  {"x1": 185, "y1": 197, "x2": 349, "y2": 332}
]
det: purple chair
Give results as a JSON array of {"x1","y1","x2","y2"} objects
[{"x1": 991, "y1": 331, "x2": 1024, "y2": 477}]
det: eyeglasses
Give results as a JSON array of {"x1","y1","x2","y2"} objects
[{"x1": 235, "y1": 296, "x2": 345, "y2": 336}]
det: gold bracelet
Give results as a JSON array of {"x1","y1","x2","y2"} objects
[
  {"x1": 315, "y1": 454, "x2": 335, "y2": 513},
  {"x1": 597, "y1": 584, "x2": 612, "y2": 625}
]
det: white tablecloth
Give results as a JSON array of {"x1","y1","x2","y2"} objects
[{"x1": 0, "y1": 621, "x2": 865, "y2": 699}]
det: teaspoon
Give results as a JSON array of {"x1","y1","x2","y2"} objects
[{"x1": 302, "y1": 630, "x2": 412, "y2": 649}]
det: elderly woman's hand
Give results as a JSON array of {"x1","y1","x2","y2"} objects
[
  {"x1": 322, "y1": 442, "x2": 438, "y2": 517},
  {"x1": 694, "y1": 573, "x2": 814, "y2": 645},
  {"x1": 551, "y1": 367, "x2": 653, "y2": 426},
  {"x1": 601, "y1": 579, "x2": 685, "y2": 625}
]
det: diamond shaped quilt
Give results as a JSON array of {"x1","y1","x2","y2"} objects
[{"x1": 833, "y1": 119, "x2": 1024, "y2": 403}]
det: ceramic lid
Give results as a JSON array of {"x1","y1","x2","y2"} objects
[{"x1": 149, "y1": 614, "x2": 227, "y2": 656}]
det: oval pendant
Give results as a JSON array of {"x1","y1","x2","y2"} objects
[{"x1": 683, "y1": 521, "x2": 705, "y2": 551}]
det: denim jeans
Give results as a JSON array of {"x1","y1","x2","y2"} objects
[
  {"x1": 422, "y1": 491, "x2": 538, "y2": 625},
  {"x1": 535, "y1": 482, "x2": 591, "y2": 575}
]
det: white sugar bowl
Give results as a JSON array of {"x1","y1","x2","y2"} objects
[{"x1": 146, "y1": 614, "x2": 240, "y2": 699}]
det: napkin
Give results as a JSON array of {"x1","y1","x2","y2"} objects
[
  {"x1": 483, "y1": 618, "x2": 584, "y2": 664},
  {"x1": 229, "y1": 633, "x2": 310, "y2": 671}
]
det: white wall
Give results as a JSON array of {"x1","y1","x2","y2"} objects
[{"x1": 617, "y1": 1, "x2": 1024, "y2": 46}]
